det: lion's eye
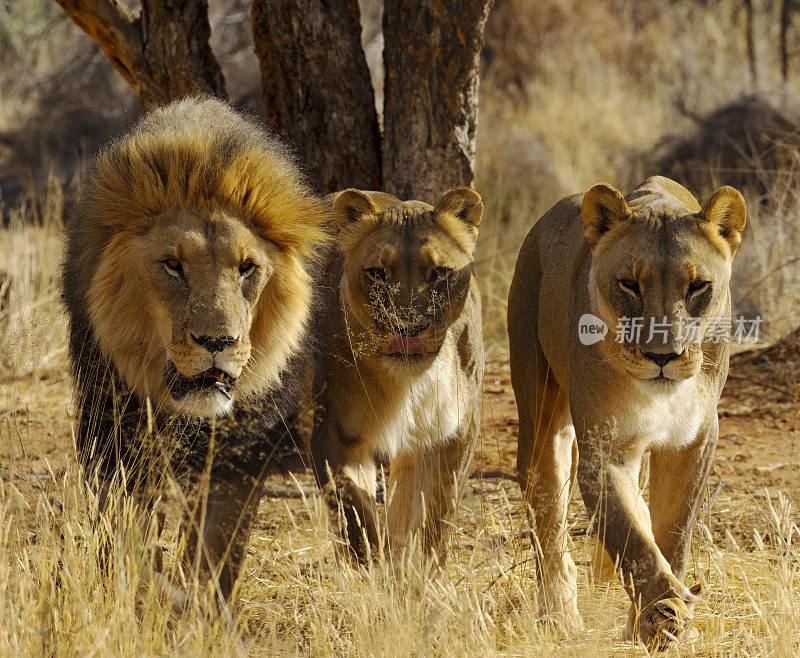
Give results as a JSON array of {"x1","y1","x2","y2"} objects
[
  {"x1": 239, "y1": 260, "x2": 257, "y2": 278},
  {"x1": 618, "y1": 278, "x2": 640, "y2": 297},
  {"x1": 364, "y1": 267, "x2": 388, "y2": 282},
  {"x1": 430, "y1": 266, "x2": 454, "y2": 283},
  {"x1": 163, "y1": 258, "x2": 183, "y2": 277},
  {"x1": 688, "y1": 280, "x2": 710, "y2": 298}
]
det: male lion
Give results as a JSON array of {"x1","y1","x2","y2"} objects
[
  {"x1": 310, "y1": 188, "x2": 484, "y2": 564},
  {"x1": 507, "y1": 176, "x2": 746, "y2": 649},
  {"x1": 62, "y1": 96, "x2": 328, "y2": 603}
]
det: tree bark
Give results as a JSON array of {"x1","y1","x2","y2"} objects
[
  {"x1": 382, "y1": 0, "x2": 494, "y2": 203},
  {"x1": 251, "y1": 0, "x2": 382, "y2": 193},
  {"x1": 52, "y1": 0, "x2": 225, "y2": 109}
]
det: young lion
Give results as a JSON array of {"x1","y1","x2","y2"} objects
[
  {"x1": 311, "y1": 188, "x2": 484, "y2": 564},
  {"x1": 62, "y1": 96, "x2": 328, "y2": 604},
  {"x1": 508, "y1": 176, "x2": 746, "y2": 650}
]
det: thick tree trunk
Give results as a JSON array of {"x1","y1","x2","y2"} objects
[
  {"x1": 382, "y1": 0, "x2": 493, "y2": 203},
  {"x1": 251, "y1": 0, "x2": 382, "y2": 193},
  {"x1": 52, "y1": 0, "x2": 225, "y2": 109}
]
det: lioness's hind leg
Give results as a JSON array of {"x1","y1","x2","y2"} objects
[{"x1": 516, "y1": 374, "x2": 581, "y2": 627}]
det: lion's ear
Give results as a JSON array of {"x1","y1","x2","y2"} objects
[
  {"x1": 333, "y1": 189, "x2": 381, "y2": 230},
  {"x1": 433, "y1": 187, "x2": 483, "y2": 228},
  {"x1": 700, "y1": 186, "x2": 747, "y2": 254},
  {"x1": 581, "y1": 183, "x2": 631, "y2": 247}
]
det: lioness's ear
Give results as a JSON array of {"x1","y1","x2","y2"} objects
[
  {"x1": 333, "y1": 189, "x2": 381, "y2": 230},
  {"x1": 581, "y1": 183, "x2": 631, "y2": 247},
  {"x1": 700, "y1": 186, "x2": 747, "y2": 254},
  {"x1": 433, "y1": 187, "x2": 483, "y2": 228}
]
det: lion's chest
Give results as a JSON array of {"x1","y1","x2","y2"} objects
[
  {"x1": 620, "y1": 379, "x2": 708, "y2": 450},
  {"x1": 347, "y1": 341, "x2": 470, "y2": 457}
]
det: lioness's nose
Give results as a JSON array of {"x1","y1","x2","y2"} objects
[
  {"x1": 191, "y1": 333, "x2": 238, "y2": 353},
  {"x1": 642, "y1": 350, "x2": 682, "y2": 367},
  {"x1": 396, "y1": 321, "x2": 430, "y2": 337}
]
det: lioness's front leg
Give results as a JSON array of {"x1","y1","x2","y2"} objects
[
  {"x1": 575, "y1": 426, "x2": 699, "y2": 651},
  {"x1": 615, "y1": 418, "x2": 717, "y2": 648},
  {"x1": 411, "y1": 432, "x2": 475, "y2": 562},
  {"x1": 649, "y1": 416, "x2": 718, "y2": 579},
  {"x1": 311, "y1": 429, "x2": 381, "y2": 564}
]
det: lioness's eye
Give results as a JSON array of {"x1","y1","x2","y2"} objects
[
  {"x1": 618, "y1": 278, "x2": 640, "y2": 297},
  {"x1": 430, "y1": 266, "x2": 454, "y2": 283},
  {"x1": 688, "y1": 280, "x2": 710, "y2": 298},
  {"x1": 163, "y1": 258, "x2": 183, "y2": 277},
  {"x1": 364, "y1": 267, "x2": 388, "y2": 282},
  {"x1": 239, "y1": 260, "x2": 257, "y2": 278}
]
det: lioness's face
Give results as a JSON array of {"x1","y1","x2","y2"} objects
[
  {"x1": 583, "y1": 183, "x2": 746, "y2": 386},
  {"x1": 137, "y1": 209, "x2": 275, "y2": 416},
  {"x1": 334, "y1": 189, "x2": 482, "y2": 375}
]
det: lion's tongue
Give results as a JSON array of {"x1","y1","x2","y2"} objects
[{"x1": 383, "y1": 336, "x2": 429, "y2": 356}]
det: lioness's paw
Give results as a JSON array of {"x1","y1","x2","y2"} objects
[
  {"x1": 625, "y1": 586, "x2": 701, "y2": 652},
  {"x1": 537, "y1": 609, "x2": 584, "y2": 636}
]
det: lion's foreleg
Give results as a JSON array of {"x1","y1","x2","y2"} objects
[
  {"x1": 180, "y1": 473, "x2": 264, "y2": 604},
  {"x1": 311, "y1": 427, "x2": 381, "y2": 564},
  {"x1": 649, "y1": 417, "x2": 718, "y2": 580},
  {"x1": 576, "y1": 438, "x2": 700, "y2": 649},
  {"x1": 386, "y1": 451, "x2": 416, "y2": 551},
  {"x1": 410, "y1": 431, "x2": 474, "y2": 565}
]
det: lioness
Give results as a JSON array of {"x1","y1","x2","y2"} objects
[
  {"x1": 310, "y1": 188, "x2": 484, "y2": 564},
  {"x1": 62, "y1": 96, "x2": 328, "y2": 603},
  {"x1": 508, "y1": 176, "x2": 745, "y2": 649}
]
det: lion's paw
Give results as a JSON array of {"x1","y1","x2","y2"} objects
[{"x1": 625, "y1": 585, "x2": 701, "y2": 652}]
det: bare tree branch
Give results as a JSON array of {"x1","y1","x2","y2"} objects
[
  {"x1": 53, "y1": 0, "x2": 142, "y2": 88},
  {"x1": 52, "y1": 0, "x2": 225, "y2": 109}
]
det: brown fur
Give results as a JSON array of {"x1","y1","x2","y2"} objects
[{"x1": 508, "y1": 176, "x2": 745, "y2": 650}]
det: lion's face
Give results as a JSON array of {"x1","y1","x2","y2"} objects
[
  {"x1": 87, "y1": 206, "x2": 314, "y2": 419},
  {"x1": 333, "y1": 188, "x2": 482, "y2": 376},
  {"x1": 582, "y1": 183, "x2": 746, "y2": 386},
  {"x1": 138, "y1": 209, "x2": 277, "y2": 416}
]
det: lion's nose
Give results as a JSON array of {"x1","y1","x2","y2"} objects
[
  {"x1": 190, "y1": 333, "x2": 238, "y2": 353},
  {"x1": 642, "y1": 350, "x2": 682, "y2": 367},
  {"x1": 396, "y1": 321, "x2": 430, "y2": 337}
]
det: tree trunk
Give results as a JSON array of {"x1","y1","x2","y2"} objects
[
  {"x1": 382, "y1": 0, "x2": 494, "y2": 203},
  {"x1": 251, "y1": 0, "x2": 382, "y2": 193},
  {"x1": 52, "y1": 0, "x2": 225, "y2": 109}
]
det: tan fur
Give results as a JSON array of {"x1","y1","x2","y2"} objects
[
  {"x1": 311, "y1": 188, "x2": 484, "y2": 564},
  {"x1": 508, "y1": 176, "x2": 745, "y2": 649}
]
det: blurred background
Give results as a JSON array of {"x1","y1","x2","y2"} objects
[{"x1": 2, "y1": 0, "x2": 799, "y2": 347}]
